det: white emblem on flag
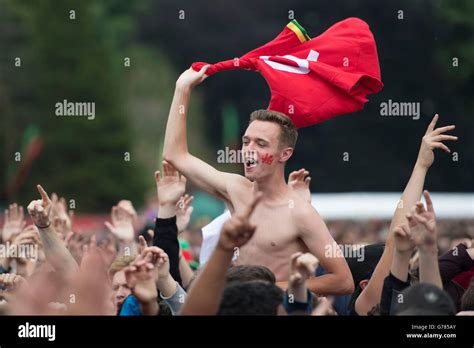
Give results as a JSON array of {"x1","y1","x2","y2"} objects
[{"x1": 259, "y1": 49, "x2": 319, "y2": 74}]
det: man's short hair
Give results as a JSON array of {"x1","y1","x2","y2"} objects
[
  {"x1": 225, "y1": 265, "x2": 276, "y2": 284},
  {"x1": 218, "y1": 280, "x2": 283, "y2": 315},
  {"x1": 109, "y1": 255, "x2": 135, "y2": 276},
  {"x1": 345, "y1": 244, "x2": 385, "y2": 315},
  {"x1": 249, "y1": 109, "x2": 298, "y2": 149}
]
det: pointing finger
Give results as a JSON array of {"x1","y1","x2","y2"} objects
[
  {"x1": 423, "y1": 190, "x2": 434, "y2": 213},
  {"x1": 425, "y1": 114, "x2": 438, "y2": 134},
  {"x1": 37, "y1": 185, "x2": 51, "y2": 204}
]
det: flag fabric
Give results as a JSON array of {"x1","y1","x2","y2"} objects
[{"x1": 192, "y1": 18, "x2": 383, "y2": 128}]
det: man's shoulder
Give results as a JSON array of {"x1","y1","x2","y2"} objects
[
  {"x1": 291, "y1": 199, "x2": 317, "y2": 218},
  {"x1": 225, "y1": 173, "x2": 252, "y2": 190},
  {"x1": 223, "y1": 173, "x2": 253, "y2": 207},
  {"x1": 290, "y1": 200, "x2": 325, "y2": 232}
]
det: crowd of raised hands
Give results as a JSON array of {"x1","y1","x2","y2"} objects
[
  {"x1": 0, "y1": 156, "x2": 328, "y2": 316},
  {"x1": 1, "y1": 115, "x2": 473, "y2": 316},
  {"x1": 0, "y1": 159, "x2": 196, "y2": 315}
]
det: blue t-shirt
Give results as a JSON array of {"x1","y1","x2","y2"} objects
[{"x1": 119, "y1": 294, "x2": 142, "y2": 316}]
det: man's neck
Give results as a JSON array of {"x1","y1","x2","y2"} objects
[{"x1": 252, "y1": 168, "x2": 289, "y2": 202}]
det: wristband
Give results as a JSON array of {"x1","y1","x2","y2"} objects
[{"x1": 35, "y1": 221, "x2": 51, "y2": 229}]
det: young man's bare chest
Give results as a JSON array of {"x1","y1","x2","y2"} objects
[{"x1": 229, "y1": 191, "x2": 308, "y2": 280}]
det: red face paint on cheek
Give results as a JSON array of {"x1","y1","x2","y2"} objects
[{"x1": 261, "y1": 153, "x2": 274, "y2": 165}]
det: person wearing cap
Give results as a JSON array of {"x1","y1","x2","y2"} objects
[{"x1": 394, "y1": 283, "x2": 456, "y2": 315}]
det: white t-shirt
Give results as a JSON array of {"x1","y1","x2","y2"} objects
[{"x1": 199, "y1": 210, "x2": 231, "y2": 265}]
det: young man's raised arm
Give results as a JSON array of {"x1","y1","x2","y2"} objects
[
  {"x1": 355, "y1": 114, "x2": 457, "y2": 315},
  {"x1": 163, "y1": 66, "x2": 241, "y2": 202}
]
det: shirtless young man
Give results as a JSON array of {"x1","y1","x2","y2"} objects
[{"x1": 163, "y1": 66, "x2": 353, "y2": 295}]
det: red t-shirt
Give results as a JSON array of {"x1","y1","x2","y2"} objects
[{"x1": 193, "y1": 18, "x2": 383, "y2": 128}]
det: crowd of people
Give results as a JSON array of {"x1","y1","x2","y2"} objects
[
  {"x1": 0, "y1": 67, "x2": 473, "y2": 317},
  {"x1": 0, "y1": 163, "x2": 472, "y2": 316}
]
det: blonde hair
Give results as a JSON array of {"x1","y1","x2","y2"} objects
[{"x1": 108, "y1": 255, "x2": 135, "y2": 276}]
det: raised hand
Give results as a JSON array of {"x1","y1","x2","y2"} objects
[
  {"x1": 50, "y1": 194, "x2": 74, "y2": 236},
  {"x1": 65, "y1": 230, "x2": 86, "y2": 263},
  {"x1": 116, "y1": 200, "x2": 138, "y2": 222},
  {"x1": 0, "y1": 273, "x2": 29, "y2": 305},
  {"x1": 406, "y1": 190, "x2": 437, "y2": 251},
  {"x1": 137, "y1": 235, "x2": 148, "y2": 255},
  {"x1": 406, "y1": 191, "x2": 442, "y2": 288},
  {"x1": 218, "y1": 192, "x2": 262, "y2": 252},
  {"x1": 10, "y1": 224, "x2": 40, "y2": 245},
  {"x1": 286, "y1": 252, "x2": 319, "y2": 306},
  {"x1": 176, "y1": 194, "x2": 194, "y2": 233},
  {"x1": 289, "y1": 252, "x2": 319, "y2": 285},
  {"x1": 104, "y1": 205, "x2": 135, "y2": 242},
  {"x1": 139, "y1": 246, "x2": 178, "y2": 298},
  {"x1": 155, "y1": 160, "x2": 187, "y2": 206},
  {"x1": 27, "y1": 185, "x2": 53, "y2": 228},
  {"x1": 81, "y1": 234, "x2": 116, "y2": 269},
  {"x1": 176, "y1": 65, "x2": 209, "y2": 90},
  {"x1": 137, "y1": 246, "x2": 169, "y2": 282},
  {"x1": 288, "y1": 168, "x2": 311, "y2": 203},
  {"x1": 0, "y1": 273, "x2": 27, "y2": 292},
  {"x1": 2, "y1": 203, "x2": 26, "y2": 242},
  {"x1": 124, "y1": 255, "x2": 159, "y2": 312},
  {"x1": 312, "y1": 296, "x2": 337, "y2": 316},
  {"x1": 52, "y1": 216, "x2": 71, "y2": 241},
  {"x1": 393, "y1": 223, "x2": 415, "y2": 253},
  {"x1": 416, "y1": 114, "x2": 457, "y2": 169}
]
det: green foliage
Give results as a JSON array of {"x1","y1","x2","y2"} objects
[
  {"x1": 0, "y1": 0, "x2": 213, "y2": 211},
  {"x1": 1, "y1": 0, "x2": 148, "y2": 211},
  {"x1": 1, "y1": 0, "x2": 473, "y2": 216}
]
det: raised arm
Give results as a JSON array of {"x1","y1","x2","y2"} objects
[
  {"x1": 390, "y1": 223, "x2": 415, "y2": 282},
  {"x1": 180, "y1": 192, "x2": 262, "y2": 315},
  {"x1": 1, "y1": 204, "x2": 26, "y2": 272},
  {"x1": 163, "y1": 66, "x2": 241, "y2": 202},
  {"x1": 355, "y1": 114, "x2": 456, "y2": 314},
  {"x1": 407, "y1": 191, "x2": 442, "y2": 288},
  {"x1": 153, "y1": 161, "x2": 187, "y2": 285},
  {"x1": 379, "y1": 223, "x2": 415, "y2": 315},
  {"x1": 27, "y1": 185, "x2": 79, "y2": 274}
]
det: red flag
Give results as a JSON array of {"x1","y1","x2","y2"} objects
[{"x1": 193, "y1": 18, "x2": 383, "y2": 128}]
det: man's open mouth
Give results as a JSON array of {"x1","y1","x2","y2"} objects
[{"x1": 245, "y1": 157, "x2": 258, "y2": 169}]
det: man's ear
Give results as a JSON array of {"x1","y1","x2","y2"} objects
[
  {"x1": 279, "y1": 147, "x2": 293, "y2": 163},
  {"x1": 359, "y1": 279, "x2": 369, "y2": 290}
]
